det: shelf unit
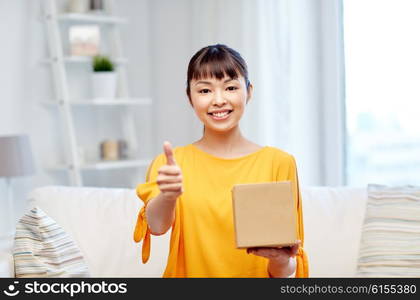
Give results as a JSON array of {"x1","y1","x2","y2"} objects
[
  {"x1": 57, "y1": 12, "x2": 127, "y2": 24},
  {"x1": 41, "y1": 0, "x2": 151, "y2": 186},
  {"x1": 42, "y1": 97, "x2": 152, "y2": 106},
  {"x1": 43, "y1": 56, "x2": 128, "y2": 64},
  {"x1": 50, "y1": 158, "x2": 151, "y2": 171}
]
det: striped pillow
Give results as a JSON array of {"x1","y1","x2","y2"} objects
[
  {"x1": 356, "y1": 184, "x2": 420, "y2": 277},
  {"x1": 13, "y1": 207, "x2": 90, "y2": 278}
]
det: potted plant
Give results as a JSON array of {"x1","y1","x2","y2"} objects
[{"x1": 92, "y1": 55, "x2": 117, "y2": 99}]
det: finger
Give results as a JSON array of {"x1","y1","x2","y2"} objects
[
  {"x1": 255, "y1": 248, "x2": 277, "y2": 257},
  {"x1": 158, "y1": 165, "x2": 181, "y2": 175},
  {"x1": 247, "y1": 247, "x2": 260, "y2": 254},
  {"x1": 290, "y1": 243, "x2": 300, "y2": 257},
  {"x1": 160, "y1": 183, "x2": 183, "y2": 192},
  {"x1": 251, "y1": 247, "x2": 296, "y2": 261},
  {"x1": 163, "y1": 190, "x2": 183, "y2": 199},
  {"x1": 157, "y1": 174, "x2": 183, "y2": 184},
  {"x1": 249, "y1": 247, "x2": 275, "y2": 258},
  {"x1": 163, "y1": 141, "x2": 176, "y2": 166}
]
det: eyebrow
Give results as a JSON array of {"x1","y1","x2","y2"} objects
[{"x1": 194, "y1": 78, "x2": 237, "y2": 86}]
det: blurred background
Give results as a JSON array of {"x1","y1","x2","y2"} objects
[{"x1": 1, "y1": 0, "x2": 419, "y2": 221}]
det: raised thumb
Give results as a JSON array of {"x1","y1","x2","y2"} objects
[{"x1": 163, "y1": 141, "x2": 176, "y2": 165}]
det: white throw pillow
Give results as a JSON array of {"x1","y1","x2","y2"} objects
[
  {"x1": 13, "y1": 207, "x2": 90, "y2": 278},
  {"x1": 356, "y1": 184, "x2": 420, "y2": 277}
]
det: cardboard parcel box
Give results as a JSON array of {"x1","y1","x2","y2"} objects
[{"x1": 232, "y1": 181, "x2": 298, "y2": 248}]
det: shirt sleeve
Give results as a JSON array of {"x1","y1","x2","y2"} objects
[
  {"x1": 133, "y1": 153, "x2": 166, "y2": 263},
  {"x1": 287, "y1": 155, "x2": 309, "y2": 278}
]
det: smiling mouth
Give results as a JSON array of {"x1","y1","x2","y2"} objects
[{"x1": 207, "y1": 110, "x2": 233, "y2": 118}]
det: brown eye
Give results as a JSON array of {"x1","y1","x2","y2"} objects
[
  {"x1": 199, "y1": 89, "x2": 211, "y2": 94},
  {"x1": 227, "y1": 86, "x2": 238, "y2": 91}
]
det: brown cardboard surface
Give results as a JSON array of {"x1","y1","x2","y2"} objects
[{"x1": 231, "y1": 181, "x2": 298, "y2": 248}]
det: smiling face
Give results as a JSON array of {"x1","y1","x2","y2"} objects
[
  {"x1": 186, "y1": 44, "x2": 252, "y2": 133},
  {"x1": 190, "y1": 75, "x2": 252, "y2": 133}
]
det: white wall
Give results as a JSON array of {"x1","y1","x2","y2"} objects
[{"x1": 148, "y1": 0, "x2": 202, "y2": 147}]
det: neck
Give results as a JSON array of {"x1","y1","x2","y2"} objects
[{"x1": 197, "y1": 125, "x2": 247, "y2": 154}]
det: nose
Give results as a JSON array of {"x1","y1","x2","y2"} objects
[{"x1": 212, "y1": 90, "x2": 227, "y2": 106}]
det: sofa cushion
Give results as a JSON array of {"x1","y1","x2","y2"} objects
[
  {"x1": 0, "y1": 252, "x2": 14, "y2": 277},
  {"x1": 13, "y1": 207, "x2": 89, "y2": 278},
  {"x1": 301, "y1": 186, "x2": 367, "y2": 277},
  {"x1": 27, "y1": 186, "x2": 170, "y2": 277},
  {"x1": 356, "y1": 184, "x2": 420, "y2": 277}
]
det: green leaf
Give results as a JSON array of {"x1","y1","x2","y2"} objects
[{"x1": 92, "y1": 55, "x2": 115, "y2": 72}]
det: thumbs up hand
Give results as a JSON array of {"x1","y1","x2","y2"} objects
[
  {"x1": 157, "y1": 141, "x2": 183, "y2": 201},
  {"x1": 163, "y1": 141, "x2": 177, "y2": 166}
]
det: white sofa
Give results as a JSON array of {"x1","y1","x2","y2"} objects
[{"x1": 0, "y1": 185, "x2": 367, "y2": 278}]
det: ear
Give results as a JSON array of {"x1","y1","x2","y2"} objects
[{"x1": 246, "y1": 83, "x2": 254, "y2": 104}]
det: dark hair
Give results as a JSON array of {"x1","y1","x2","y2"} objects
[{"x1": 186, "y1": 44, "x2": 250, "y2": 104}]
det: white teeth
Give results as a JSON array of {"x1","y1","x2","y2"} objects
[{"x1": 213, "y1": 111, "x2": 229, "y2": 117}]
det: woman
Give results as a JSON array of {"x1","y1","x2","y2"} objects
[{"x1": 134, "y1": 44, "x2": 309, "y2": 278}]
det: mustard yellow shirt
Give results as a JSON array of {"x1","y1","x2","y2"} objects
[{"x1": 134, "y1": 144, "x2": 309, "y2": 278}]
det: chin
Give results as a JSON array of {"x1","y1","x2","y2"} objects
[{"x1": 206, "y1": 124, "x2": 237, "y2": 133}]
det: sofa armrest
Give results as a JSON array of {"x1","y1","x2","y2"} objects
[{"x1": 0, "y1": 252, "x2": 14, "y2": 277}]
